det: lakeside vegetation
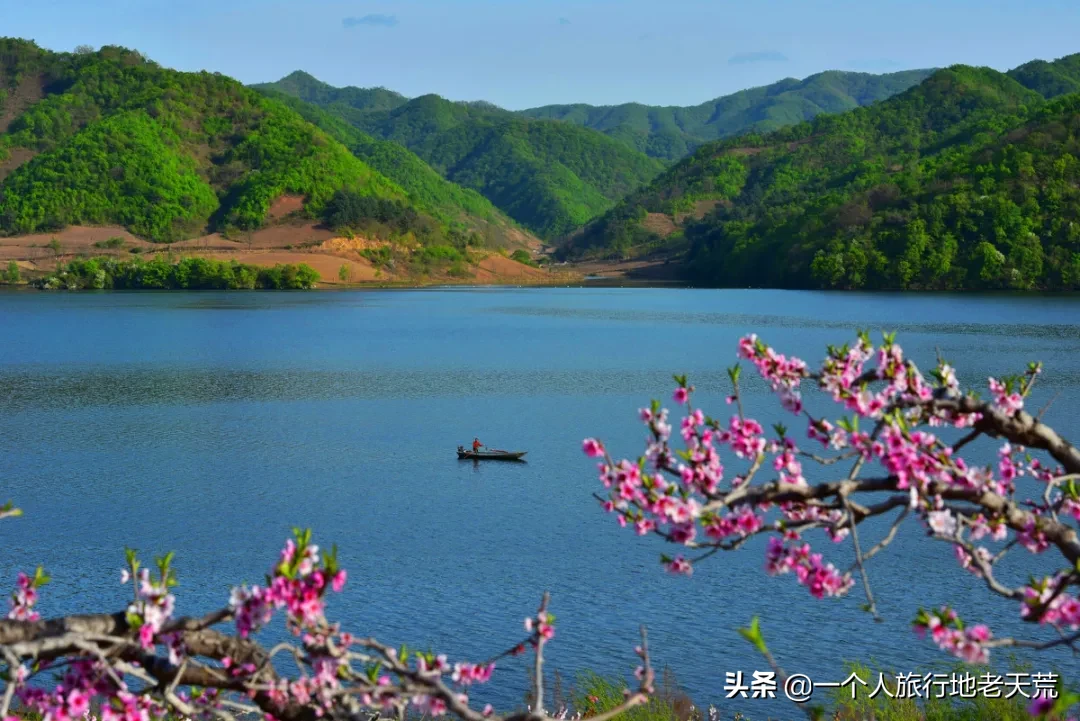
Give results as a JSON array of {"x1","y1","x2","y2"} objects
[
  {"x1": 562, "y1": 54, "x2": 1080, "y2": 290},
  {"x1": 28, "y1": 256, "x2": 319, "y2": 289}
]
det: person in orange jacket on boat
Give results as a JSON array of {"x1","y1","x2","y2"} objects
[{"x1": 472, "y1": 437, "x2": 483, "y2": 452}]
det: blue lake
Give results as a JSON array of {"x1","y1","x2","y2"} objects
[{"x1": 2, "y1": 288, "x2": 1079, "y2": 719}]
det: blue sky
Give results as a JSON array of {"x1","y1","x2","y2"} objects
[{"x1": 4, "y1": 0, "x2": 1079, "y2": 109}]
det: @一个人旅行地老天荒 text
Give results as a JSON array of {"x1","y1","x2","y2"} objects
[{"x1": 718, "y1": 671, "x2": 1060, "y2": 702}]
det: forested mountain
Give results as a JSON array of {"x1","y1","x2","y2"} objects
[
  {"x1": 1007, "y1": 54, "x2": 1080, "y2": 99},
  {"x1": 255, "y1": 89, "x2": 532, "y2": 247},
  {"x1": 251, "y1": 71, "x2": 408, "y2": 113},
  {"x1": 0, "y1": 39, "x2": 528, "y2": 248},
  {"x1": 562, "y1": 54, "x2": 1080, "y2": 290},
  {"x1": 254, "y1": 75, "x2": 665, "y2": 238},
  {"x1": 518, "y1": 69, "x2": 935, "y2": 161}
]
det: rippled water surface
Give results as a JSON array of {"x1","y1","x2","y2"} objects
[{"x1": 2, "y1": 288, "x2": 1080, "y2": 718}]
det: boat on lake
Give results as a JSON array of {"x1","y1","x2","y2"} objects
[{"x1": 457, "y1": 447, "x2": 527, "y2": 461}]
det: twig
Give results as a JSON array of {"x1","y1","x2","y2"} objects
[
  {"x1": 533, "y1": 592, "x2": 550, "y2": 716},
  {"x1": 856, "y1": 507, "x2": 909, "y2": 566}
]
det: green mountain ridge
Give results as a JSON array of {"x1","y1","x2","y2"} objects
[
  {"x1": 0, "y1": 39, "x2": 530, "y2": 249},
  {"x1": 254, "y1": 73, "x2": 665, "y2": 239},
  {"x1": 253, "y1": 70, "x2": 408, "y2": 113},
  {"x1": 518, "y1": 69, "x2": 937, "y2": 161},
  {"x1": 256, "y1": 88, "x2": 532, "y2": 247},
  {"x1": 562, "y1": 53, "x2": 1080, "y2": 290}
]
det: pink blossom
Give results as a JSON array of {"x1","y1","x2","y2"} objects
[
  {"x1": 1019, "y1": 519, "x2": 1050, "y2": 554},
  {"x1": 988, "y1": 377, "x2": 1024, "y2": 414},
  {"x1": 582, "y1": 438, "x2": 605, "y2": 458},
  {"x1": 927, "y1": 510, "x2": 957, "y2": 538},
  {"x1": 665, "y1": 556, "x2": 693, "y2": 576}
]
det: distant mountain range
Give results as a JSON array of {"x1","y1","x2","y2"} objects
[
  {"x1": 250, "y1": 68, "x2": 932, "y2": 237},
  {"x1": 518, "y1": 70, "x2": 936, "y2": 161},
  {"x1": 255, "y1": 69, "x2": 937, "y2": 162},
  {"x1": 561, "y1": 53, "x2": 1080, "y2": 290}
]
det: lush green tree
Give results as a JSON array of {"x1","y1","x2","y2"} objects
[{"x1": 31, "y1": 256, "x2": 321, "y2": 290}]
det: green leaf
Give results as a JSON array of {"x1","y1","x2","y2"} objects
[
  {"x1": 727, "y1": 364, "x2": 742, "y2": 383},
  {"x1": 365, "y1": 662, "x2": 382, "y2": 683},
  {"x1": 1052, "y1": 690, "x2": 1080, "y2": 716},
  {"x1": 736, "y1": 616, "x2": 769, "y2": 656}
]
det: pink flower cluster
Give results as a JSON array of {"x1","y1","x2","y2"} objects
[
  {"x1": 1019, "y1": 519, "x2": 1050, "y2": 554},
  {"x1": 765, "y1": 536, "x2": 853, "y2": 599},
  {"x1": 403, "y1": 655, "x2": 496, "y2": 717},
  {"x1": 588, "y1": 333, "x2": 1076, "y2": 675},
  {"x1": 664, "y1": 556, "x2": 693, "y2": 576},
  {"x1": 1021, "y1": 576, "x2": 1080, "y2": 628},
  {"x1": 913, "y1": 607, "x2": 991, "y2": 664},
  {"x1": 968, "y1": 513, "x2": 1009, "y2": 542},
  {"x1": 718, "y1": 416, "x2": 767, "y2": 460},
  {"x1": 267, "y1": 652, "x2": 351, "y2": 713},
  {"x1": 229, "y1": 535, "x2": 347, "y2": 639},
  {"x1": 125, "y1": 568, "x2": 176, "y2": 650},
  {"x1": 7, "y1": 570, "x2": 42, "y2": 622},
  {"x1": 524, "y1": 610, "x2": 555, "y2": 641},
  {"x1": 738, "y1": 333, "x2": 807, "y2": 414},
  {"x1": 771, "y1": 438, "x2": 805, "y2": 485},
  {"x1": 781, "y1": 505, "x2": 848, "y2": 542},
  {"x1": 703, "y1": 507, "x2": 764, "y2": 541},
  {"x1": 989, "y1": 376, "x2": 1024, "y2": 414},
  {"x1": 451, "y1": 662, "x2": 496, "y2": 686},
  {"x1": 16, "y1": 659, "x2": 164, "y2": 721}
]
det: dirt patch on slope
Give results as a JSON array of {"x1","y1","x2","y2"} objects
[
  {"x1": 169, "y1": 221, "x2": 334, "y2": 250},
  {"x1": 0, "y1": 73, "x2": 46, "y2": 133},
  {"x1": 321, "y1": 236, "x2": 407, "y2": 255},
  {"x1": 674, "y1": 199, "x2": 722, "y2": 224},
  {"x1": 569, "y1": 257, "x2": 688, "y2": 283},
  {"x1": 725, "y1": 147, "x2": 765, "y2": 157},
  {"x1": 469, "y1": 253, "x2": 550, "y2": 282},
  {"x1": 0, "y1": 147, "x2": 38, "y2": 182},
  {"x1": 503, "y1": 225, "x2": 542, "y2": 251},
  {"x1": 641, "y1": 212, "x2": 677, "y2": 237},
  {"x1": 0, "y1": 224, "x2": 571, "y2": 286},
  {"x1": 267, "y1": 194, "x2": 305, "y2": 220},
  {"x1": 0, "y1": 226, "x2": 151, "y2": 262}
]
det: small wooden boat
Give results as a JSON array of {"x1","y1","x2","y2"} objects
[{"x1": 457, "y1": 448, "x2": 528, "y2": 461}]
